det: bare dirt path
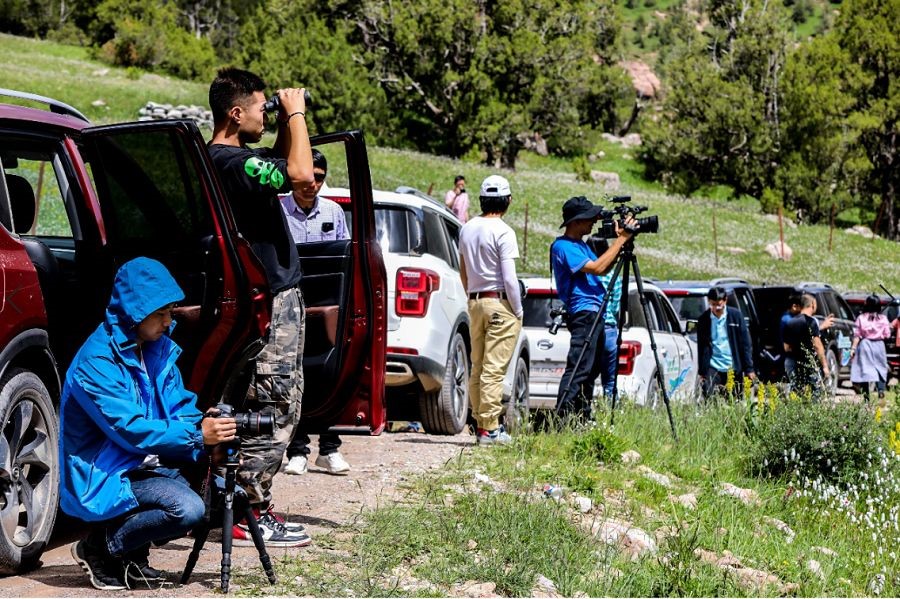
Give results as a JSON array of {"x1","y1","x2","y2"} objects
[{"x1": 2, "y1": 431, "x2": 473, "y2": 598}]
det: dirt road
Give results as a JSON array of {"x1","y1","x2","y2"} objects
[{"x1": 2, "y1": 430, "x2": 473, "y2": 598}]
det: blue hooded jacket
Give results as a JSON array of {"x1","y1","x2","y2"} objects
[{"x1": 59, "y1": 258, "x2": 206, "y2": 522}]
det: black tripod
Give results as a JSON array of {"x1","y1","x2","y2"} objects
[
  {"x1": 180, "y1": 446, "x2": 277, "y2": 593},
  {"x1": 559, "y1": 238, "x2": 677, "y2": 439}
]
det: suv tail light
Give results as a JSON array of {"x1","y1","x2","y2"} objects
[
  {"x1": 618, "y1": 340, "x2": 642, "y2": 375},
  {"x1": 396, "y1": 268, "x2": 440, "y2": 317}
]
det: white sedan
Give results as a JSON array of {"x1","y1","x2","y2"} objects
[{"x1": 521, "y1": 277, "x2": 698, "y2": 408}]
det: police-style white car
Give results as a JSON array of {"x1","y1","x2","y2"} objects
[{"x1": 521, "y1": 277, "x2": 698, "y2": 408}]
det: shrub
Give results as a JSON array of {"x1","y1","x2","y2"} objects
[
  {"x1": 569, "y1": 425, "x2": 628, "y2": 464},
  {"x1": 746, "y1": 399, "x2": 880, "y2": 483}
]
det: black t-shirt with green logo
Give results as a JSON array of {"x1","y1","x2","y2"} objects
[{"x1": 208, "y1": 144, "x2": 301, "y2": 293}]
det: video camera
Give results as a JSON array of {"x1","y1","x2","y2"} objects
[
  {"x1": 214, "y1": 403, "x2": 275, "y2": 438},
  {"x1": 262, "y1": 90, "x2": 312, "y2": 114},
  {"x1": 595, "y1": 195, "x2": 659, "y2": 239}
]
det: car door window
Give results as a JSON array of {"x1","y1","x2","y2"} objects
[
  {"x1": 647, "y1": 294, "x2": 670, "y2": 332},
  {"x1": 375, "y1": 206, "x2": 420, "y2": 255},
  {"x1": 659, "y1": 296, "x2": 683, "y2": 334},
  {"x1": 422, "y1": 209, "x2": 452, "y2": 266},
  {"x1": 626, "y1": 292, "x2": 648, "y2": 329},
  {"x1": 832, "y1": 294, "x2": 855, "y2": 321},
  {"x1": 441, "y1": 217, "x2": 460, "y2": 270}
]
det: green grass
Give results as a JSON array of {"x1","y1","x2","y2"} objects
[{"x1": 229, "y1": 398, "x2": 899, "y2": 596}]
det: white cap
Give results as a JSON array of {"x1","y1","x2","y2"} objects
[{"x1": 480, "y1": 175, "x2": 511, "y2": 198}]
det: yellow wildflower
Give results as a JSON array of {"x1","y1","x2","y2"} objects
[
  {"x1": 875, "y1": 407, "x2": 883, "y2": 424},
  {"x1": 757, "y1": 382, "x2": 765, "y2": 415},
  {"x1": 743, "y1": 376, "x2": 752, "y2": 400},
  {"x1": 725, "y1": 369, "x2": 735, "y2": 398}
]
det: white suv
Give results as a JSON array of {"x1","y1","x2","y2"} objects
[
  {"x1": 521, "y1": 277, "x2": 698, "y2": 408},
  {"x1": 321, "y1": 186, "x2": 530, "y2": 434}
]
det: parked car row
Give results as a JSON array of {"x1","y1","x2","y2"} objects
[{"x1": 657, "y1": 277, "x2": 898, "y2": 393}]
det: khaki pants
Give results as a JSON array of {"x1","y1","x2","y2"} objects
[{"x1": 468, "y1": 298, "x2": 521, "y2": 431}]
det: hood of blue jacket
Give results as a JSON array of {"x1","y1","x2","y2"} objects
[{"x1": 106, "y1": 257, "x2": 185, "y2": 346}]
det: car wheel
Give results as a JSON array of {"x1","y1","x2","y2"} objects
[
  {"x1": 0, "y1": 368, "x2": 59, "y2": 574},
  {"x1": 646, "y1": 374, "x2": 662, "y2": 409},
  {"x1": 419, "y1": 332, "x2": 470, "y2": 435},
  {"x1": 502, "y1": 356, "x2": 530, "y2": 433},
  {"x1": 825, "y1": 350, "x2": 839, "y2": 395}
]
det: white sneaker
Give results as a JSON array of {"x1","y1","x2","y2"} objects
[
  {"x1": 284, "y1": 455, "x2": 308, "y2": 475},
  {"x1": 315, "y1": 451, "x2": 350, "y2": 474}
]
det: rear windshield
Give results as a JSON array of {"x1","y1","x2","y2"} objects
[
  {"x1": 375, "y1": 206, "x2": 421, "y2": 254},
  {"x1": 523, "y1": 295, "x2": 564, "y2": 328},
  {"x1": 668, "y1": 294, "x2": 707, "y2": 322}
]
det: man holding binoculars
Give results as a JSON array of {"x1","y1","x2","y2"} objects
[{"x1": 208, "y1": 68, "x2": 313, "y2": 547}]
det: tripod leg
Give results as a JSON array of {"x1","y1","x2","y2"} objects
[
  {"x1": 221, "y1": 484, "x2": 234, "y2": 593},
  {"x1": 241, "y1": 505, "x2": 277, "y2": 584},
  {"x1": 610, "y1": 255, "x2": 632, "y2": 425},
  {"x1": 180, "y1": 524, "x2": 211, "y2": 585},
  {"x1": 629, "y1": 257, "x2": 678, "y2": 440}
]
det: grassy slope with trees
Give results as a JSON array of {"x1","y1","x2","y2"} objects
[{"x1": 1, "y1": 32, "x2": 897, "y2": 292}]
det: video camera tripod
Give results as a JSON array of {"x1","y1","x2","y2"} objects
[
  {"x1": 180, "y1": 446, "x2": 277, "y2": 593},
  {"x1": 560, "y1": 238, "x2": 678, "y2": 439}
]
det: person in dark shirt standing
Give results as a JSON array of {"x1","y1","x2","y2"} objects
[
  {"x1": 208, "y1": 67, "x2": 312, "y2": 547},
  {"x1": 783, "y1": 293, "x2": 831, "y2": 397}
]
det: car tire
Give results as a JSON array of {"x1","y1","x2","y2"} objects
[
  {"x1": 825, "y1": 349, "x2": 839, "y2": 395},
  {"x1": 0, "y1": 368, "x2": 59, "y2": 574},
  {"x1": 502, "y1": 356, "x2": 530, "y2": 433},
  {"x1": 646, "y1": 374, "x2": 661, "y2": 409},
  {"x1": 419, "y1": 332, "x2": 470, "y2": 435}
]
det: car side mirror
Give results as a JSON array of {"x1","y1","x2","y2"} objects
[{"x1": 685, "y1": 320, "x2": 698, "y2": 334}]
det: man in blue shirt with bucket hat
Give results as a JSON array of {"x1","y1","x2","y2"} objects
[{"x1": 551, "y1": 197, "x2": 634, "y2": 421}]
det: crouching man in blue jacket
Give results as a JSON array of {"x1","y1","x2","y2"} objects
[{"x1": 60, "y1": 257, "x2": 237, "y2": 590}]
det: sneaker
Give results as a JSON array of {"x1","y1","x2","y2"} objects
[
  {"x1": 71, "y1": 540, "x2": 126, "y2": 591},
  {"x1": 284, "y1": 455, "x2": 308, "y2": 475},
  {"x1": 263, "y1": 505, "x2": 306, "y2": 533},
  {"x1": 476, "y1": 425, "x2": 512, "y2": 445},
  {"x1": 233, "y1": 513, "x2": 312, "y2": 548},
  {"x1": 315, "y1": 451, "x2": 351, "y2": 474},
  {"x1": 122, "y1": 559, "x2": 167, "y2": 590}
]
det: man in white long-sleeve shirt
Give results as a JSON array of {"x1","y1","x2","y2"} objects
[{"x1": 458, "y1": 175, "x2": 523, "y2": 445}]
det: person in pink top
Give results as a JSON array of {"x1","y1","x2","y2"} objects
[
  {"x1": 445, "y1": 175, "x2": 469, "y2": 222},
  {"x1": 850, "y1": 294, "x2": 892, "y2": 401}
]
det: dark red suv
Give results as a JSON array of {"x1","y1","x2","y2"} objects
[{"x1": 0, "y1": 89, "x2": 386, "y2": 573}]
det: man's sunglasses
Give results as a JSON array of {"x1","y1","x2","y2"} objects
[{"x1": 314, "y1": 172, "x2": 326, "y2": 183}]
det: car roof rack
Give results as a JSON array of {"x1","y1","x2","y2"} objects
[
  {"x1": 395, "y1": 185, "x2": 452, "y2": 213},
  {"x1": 0, "y1": 88, "x2": 89, "y2": 122},
  {"x1": 710, "y1": 277, "x2": 749, "y2": 286}
]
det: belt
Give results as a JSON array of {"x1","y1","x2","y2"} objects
[{"x1": 469, "y1": 291, "x2": 507, "y2": 300}]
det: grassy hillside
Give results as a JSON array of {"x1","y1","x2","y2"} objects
[{"x1": 2, "y1": 33, "x2": 897, "y2": 293}]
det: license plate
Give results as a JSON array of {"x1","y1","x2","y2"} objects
[{"x1": 532, "y1": 361, "x2": 565, "y2": 381}]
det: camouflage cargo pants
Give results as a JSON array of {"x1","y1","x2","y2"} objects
[{"x1": 236, "y1": 287, "x2": 305, "y2": 508}]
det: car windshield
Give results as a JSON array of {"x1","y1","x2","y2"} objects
[
  {"x1": 668, "y1": 294, "x2": 707, "y2": 322},
  {"x1": 522, "y1": 295, "x2": 564, "y2": 328}
]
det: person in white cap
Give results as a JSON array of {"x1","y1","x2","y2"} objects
[{"x1": 458, "y1": 175, "x2": 522, "y2": 445}]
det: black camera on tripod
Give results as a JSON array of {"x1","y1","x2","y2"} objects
[
  {"x1": 548, "y1": 305, "x2": 566, "y2": 335},
  {"x1": 213, "y1": 403, "x2": 275, "y2": 438},
  {"x1": 262, "y1": 90, "x2": 312, "y2": 114},
  {"x1": 595, "y1": 196, "x2": 659, "y2": 239}
]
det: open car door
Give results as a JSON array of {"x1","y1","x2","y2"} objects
[
  {"x1": 77, "y1": 120, "x2": 270, "y2": 407},
  {"x1": 296, "y1": 131, "x2": 386, "y2": 434}
]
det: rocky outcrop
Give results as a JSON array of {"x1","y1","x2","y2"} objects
[{"x1": 138, "y1": 101, "x2": 213, "y2": 130}]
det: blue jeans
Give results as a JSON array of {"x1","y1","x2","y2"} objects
[
  {"x1": 556, "y1": 310, "x2": 605, "y2": 420},
  {"x1": 105, "y1": 466, "x2": 205, "y2": 557},
  {"x1": 600, "y1": 325, "x2": 619, "y2": 400}
]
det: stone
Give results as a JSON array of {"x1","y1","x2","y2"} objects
[
  {"x1": 620, "y1": 60, "x2": 661, "y2": 99},
  {"x1": 673, "y1": 492, "x2": 698, "y2": 509},
  {"x1": 531, "y1": 575, "x2": 562, "y2": 598},
  {"x1": 592, "y1": 518, "x2": 658, "y2": 560},
  {"x1": 451, "y1": 580, "x2": 501, "y2": 598},
  {"x1": 620, "y1": 449, "x2": 641, "y2": 464},
  {"x1": 573, "y1": 496, "x2": 593, "y2": 513},
  {"x1": 763, "y1": 213, "x2": 798, "y2": 228},
  {"x1": 637, "y1": 465, "x2": 673, "y2": 488},
  {"x1": 763, "y1": 516, "x2": 795, "y2": 543},
  {"x1": 590, "y1": 170, "x2": 621, "y2": 190},
  {"x1": 806, "y1": 559, "x2": 825, "y2": 580},
  {"x1": 722, "y1": 246, "x2": 747, "y2": 254},
  {"x1": 622, "y1": 133, "x2": 643, "y2": 147},
  {"x1": 467, "y1": 539, "x2": 478, "y2": 551},
  {"x1": 91, "y1": 99, "x2": 106, "y2": 107},
  {"x1": 719, "y1": 482, "x2": 760, "y2": 505},
  {"x1": 845, "y1": 225, "x2": 876, "y2": 239},
  {"x1": 764, "y1": 241, "x2": 793, "y2": 261},
  {"x1": 695, "y1": 548, "x2": 782, "y2": 592},
  {"x1": 92, "y1": 68, "x2": 110, "y2": 76}
]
